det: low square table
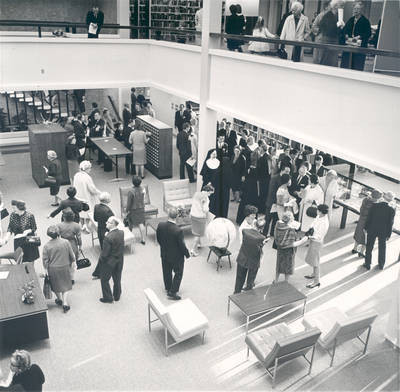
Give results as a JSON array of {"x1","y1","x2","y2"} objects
[
  {"x1": 90, "y1": 137, "x2": 132, "y2": 181},
  {"x1": 228, "y1": 282, "x2": 307, "y2": 333}
]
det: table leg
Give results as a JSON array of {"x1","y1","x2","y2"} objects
[
  {"x1": 303, "y1": 299, "x2": 307, "y2": 316},
  {"x1": 227, "y1": 297, "x2": 230, "y2": 316},
  {"x1": 110, "y1": 155, "x2": 126, "y2": 182},
  {"x1": 246, "y1": 316, "x2": 249, "y2": 334}
]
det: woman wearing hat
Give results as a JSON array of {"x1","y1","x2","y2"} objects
[
  {"x1": 319, "y1": 169, "x2": 339, "y2": 220},
  {"x1": 352, "y1": 189, "x2": 382, "y2": 258},
  {"x1": 274, "y1": 211, "x2": 308, "y2": 283},
  {"x1": 42, "y1": 225, "x2": 75, "y2": 313},
  {"x1": 3, "y1": 201, "x2": 40, "y2": 263},
  {"x1": 304, "y1": 204, "x2": 330, "y2": 288},
  {"x1": 44, "y1": 150, "x2": 62, "y2": 207}
]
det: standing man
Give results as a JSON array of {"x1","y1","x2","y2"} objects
[
  {"x1": 176, "y1": 122, "x2": 195, "y2": 182},
  {"x1": 86, "y1": 5, "x2": 104, "y2": 39},
  {"x1": 289, "y1": 162, "x2": 310, "y2": 208},
  {"x1": 216, "y1": 130, "x2": 228, "y2": 160},
  {"x1": 130, "y1": 88, "x2": 137, "y2": 118},
  {"x1": 122, "y1": 103, "x2": 132, "y2": 129},
  {"x1": 364, "y1": 191, "x2": 396, "y2": 270},
  {"x1": 174, "y1": 104, "x2": 185, "y2": 134},
  {"x1": 225, "y1": 122, "x2": 237, "y2": 158},
  {"x1": 99, "y1": 217, "x2": 124, "y2": 303},
  {"x1": 234, "y1": 218, "x2": 268, "y2": 293},
  {"x1": 257, "y1": 142, "x2": 272, "y2": 214},
  {"x1": 311, "y1": 154, "x2": 326, "y2": 177},
  {"x1": 156, "y1": 208, "x2": 191, "y2": 300}
]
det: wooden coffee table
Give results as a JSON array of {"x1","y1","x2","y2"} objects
[{"x1": 228, "y1": 282, "x2": 307, "y2": 333}]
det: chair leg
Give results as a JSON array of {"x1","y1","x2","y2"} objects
[
  {"x1": 216, "y1": 257, "x2": 221, "y2": 272},
  {"x1": 207, "y1": 249, "x2": 212, "y2": 263},
  {"x1": 363, "y1": 326, "x2": 372, "y2": 355},
  {"x1": 246, "y1": 346, "x2": 250, "y2": 359},
  {"x1": 202, "y1": 331, "x2": 206, "y2": 344},
  {"x1": 330, "y1": 339, "x2": 337, "y2": 367},
  {"x1": 164, "y1": 327, "x2": 169, "y2": 356},
  {"x1": 148, "y1": 304, "x2": 151, "y2": 332},
  {"x1": 228, "y1": 255, "x2": 232, "y2": 269},
  {"x1": 272, "y1": 357, "x2": 279, "y2": 388},
  {"x1": 91, "y1": 232, "x2": 94, "y2": 247}
]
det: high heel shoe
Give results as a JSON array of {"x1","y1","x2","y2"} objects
[
  {"x1": 351, "y1": 249, "x2": 358, "y2": 254},
  {"x1": 55, "y1": 299, "x2": 63, "y2": 306},
  {"x1": 63, "y1": 305, "x2": 70, "y2": 313},
  {"x1": 304, "y1": 275, "x2": 315, "y2": 279},
  {"x1": 306, "y1": 282, "x2": 321, "y2": 289}
]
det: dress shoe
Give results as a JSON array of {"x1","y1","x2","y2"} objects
[
  {"x1": 55, "y1": 299, "x2": 63, "y2": 306},
  {"x1": 362, "y1": 263, "x2": 371, "y2": 270},
  {"x1": 71, "y1": 280, "x2": 75, "y2": 285},
  {"x1": 92, "y1": 275, "x2": 100, "y2": 280},
  {"x1": 99, "y1": 298, "x2": 113, "y2": 304},
  {"x1": 140, "y1": 240, "x2": 146, "y2": 245},
  {"x1": 378, "y1": 265, "x2": 384, "y2": 270},
  {"x1": 306, "y1": 282, "x2": 321, "y2": 289},
  {"x1": 304, "y1": 275, "x2": 315, "y2": 279},
  {"x1": 51, "y1": 203, "x2": 60, "y2": 207},
  {"x1": 243, "y1": 286, "x2": 254, "y2": 291},
  {"x1": 113, "y1": 297, "x2": 120, "y2": 302},
  {"x1": 167, "y1": 292, "x2": 181, "y2": 300},
  {"x1": 351, "y1": 249, "x2": 358, "y2": 254},
  {"x1": 63, "y1": 305, "x2": 70, "y2": 313}
]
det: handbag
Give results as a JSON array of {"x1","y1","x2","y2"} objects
[
  {"x1": 277, "y1": 48, "x2": 288, "y2": 59},
  {"x1": 44, "y1": 176, "x2": 57, "y2": 186},
  {"x1": 43, "y1": 274, "x2": 52, "y2": 299},
  {"x1": 306, "y1": 202, "x2": 318, "y2": 218},
  {"x1": 0, "y1": 208, "x2": 9, "y2": 220},
  {"x1": 25, "y1": 235, "x2": 41, "y2": 247},
  {"x1": 76, "y1": 250, "x2": 91, "y2": 270}
]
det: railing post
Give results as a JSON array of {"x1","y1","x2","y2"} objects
[
  {"x1": 65, "y1": 91, "x2": 70, "y2": 118},
  {"x1": 57, "y1": 91, "x2": 62, "y2": 121},
  {"x1": 38, "y1": 26, "x2": 42, "y2": 38},
  {"x1": 32, "y1": 91, "x2": 37, "y2": 124},
  {"x1": 5, "y1": 93, "x2": 11, "y2": 125},
  {"x1": 22, "y1": 92, "x2": 28, "y2": 125}
]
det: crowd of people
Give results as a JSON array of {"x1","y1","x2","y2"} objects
[{"x1": 226, "y1": 0, "x2": 376, "y2": 71}]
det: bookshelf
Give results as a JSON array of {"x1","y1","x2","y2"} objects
[{"x1": 130, "y1": 0, "x2": 150, "y2": 38}]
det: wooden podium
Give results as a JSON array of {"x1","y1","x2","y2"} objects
[{"x1": 29, "y1": 123, "x2": 70, "y2": 188}]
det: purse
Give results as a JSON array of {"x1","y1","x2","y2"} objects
[
  {"x1": 26, "y1": 235, "x2": 41, "y2": 247},
  {"x1": 44, "y1": 176, "x2": 57, "y2": 186},
  {"x1": 0, "y1": 208, "x2": 9, "y2": 220},
  {"x1": 76, "y1": 250, "x2": 91, "y2": 270},
  {"x1": 306, "y1": 202, "x2": 318, "y2": 218},
  {"x1": 43, "y1": 274, "x2": 52, "y2": 299}
]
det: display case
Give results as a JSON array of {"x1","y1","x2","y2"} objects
[{"x1": 136, "y1": 115, "x2": 172, "y2": 179}]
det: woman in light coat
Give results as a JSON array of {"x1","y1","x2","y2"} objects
[
  {"x1": 280, "y1": 1, "x2": 311, "y2": 61},
  {"x1": 300, "y1": 174, "x2": 324, "y2": 231},
  {"x1": 73, "y1": 160, "x2": 101, "y2": 232},
  {"x1": 319, "y1": 169, "x2": 339, "y2": 220}
]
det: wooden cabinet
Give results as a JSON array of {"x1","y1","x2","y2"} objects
[
  {"x1": 28, "y1": 123, "x2": 70, "y2": 188},
  {"x1": 137, "y1": 115, "x2": 172, "y2": 179}
]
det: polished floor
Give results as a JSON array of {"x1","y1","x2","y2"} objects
[{"x1": 0, "y1": 148, "x2": 399, "y2": 391}]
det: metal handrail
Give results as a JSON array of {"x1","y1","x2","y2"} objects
[{"x1": 1, "y1": 19, "x2": 398, "y2": 58}]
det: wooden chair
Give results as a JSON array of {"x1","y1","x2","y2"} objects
[
  {"x1": 302, "y1": 307, "x2": 378, "y2": 366},
  {"x1": 207, "y1": 246, "x2": 232, "y2": 271},
  {"x1": 119, "y1": 185, "x2": 158, "y2": 220},
  {"x1": 245, "y1": 322, "x2": 321, "y2": 388},
  {"x1": 144, "y1": 288, "x2": 209, "y2": 356}
]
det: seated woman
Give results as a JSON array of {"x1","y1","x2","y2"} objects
[{"x1": 0, "y1": 350, "x2": 44, "y2": 391}]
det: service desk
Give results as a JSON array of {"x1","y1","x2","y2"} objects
[
  {"x1": 0, "y1": 264, "x2": 49, "y2": 347},
  {"x1": 29, "y1": 123, "x2": 70, "y2": 188}
]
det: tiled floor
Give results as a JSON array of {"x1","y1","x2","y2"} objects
[{"x1": 0, "y1": 147, "x2": 399, "y2": 391}]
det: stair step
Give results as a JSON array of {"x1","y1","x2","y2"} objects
[
  {"x1": 28, "y1": 100, "x2": 43, "y2": 107},
  {"x1": 19, "y1": 97, "x2": 33, "y2": 102},
  {"x1": 46, "y1": 108, "x2": 59, "y2": 114},
  {"x1": 10, "y1": 93, "x2": 24, "y2": 98}
]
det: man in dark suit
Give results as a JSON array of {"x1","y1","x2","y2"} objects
[
  {"x1": 225, "y1": 122, "x2": 237, "y2": 158},
  {"x1": 72, "y1": 114, "x2": 87, "y2": 162},
  {"x1": 310, "y1": 154, "x2": 326, "y2": 177},
  {"x1": 99, "y1": 217, "x2": 125, "y2": 303},
  {"x1": 130, "y1": 88, "x2": 137, "y2": 118},
  {"x1": 86, "y1": 5, "x2": 104, "y2": 38},
  {"x1": 280, "y1": 148, "x2": 298, "y2": 174},
  {"x1": 174, "y1": 104, "x2": 185, "y2": 134},
  {"x1": 256, "y1": 142, "x2": 272, "y2": 214},
  {"x1": 88, "y1": 102, "x2": 100, "y2": 129},
  {"x1": 122, "y1": 103, "x2": 132, "y2": 129},
  {"x1": 263, "y1": 163, "x2": 291, "y2": 236},
  {"x1": 216, "y1": 131, "x2": 228, "y2": 160},
  {"x1": 156, "y1": 208, "x2": 191, "y2": 300},
  {"x1": 176, "y1": 122, "x2": 195, "y2": 182},
  {"x1": 289, "y1": 162, "x2": 310, "y2": 208},
  {"x1": 364, "y1": 191, "x2": 396, "y2": 270},
  {"x1": 93, "y1": 192, "x2": 114, "y2": 250}
]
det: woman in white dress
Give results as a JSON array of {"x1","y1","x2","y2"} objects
[
  {"x1": 319, "y1": 169, "x2": 339, "y2": 220},
  {"x1": 248, "y1": 16, "x2": 276, "y2": 55},
  {"x1": 304, "y1": 204, "x2": 330, "y2": 289},
  {"x1": 73, "y1": 161, "x2": 101, "y2": 232},
  {"x1": 274, "y1": 174, "x2": 298, "y2": 220},
  {"x1": 300, "y1": 174, "x2": 324, "y2": 231}
]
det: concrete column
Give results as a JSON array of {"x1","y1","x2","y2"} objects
[
  {"x1": 117, "y1": 0, "x2": 130, "y2": 39},
  {"x1": 197, "y1": 0, "x2": 222, "y2": 190}
]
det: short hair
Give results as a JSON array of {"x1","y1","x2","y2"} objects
[
  {"x1": 291, "y1": 1, "x2": 304, "y2": 12},
  {"x1": 229, "y1": 4, "x2": 237, "y2": 14},
  {"x1": 77, "y1": 114, "x2": 82, "y2": 121},
  {"x1": 10, "y1": 350, "x2": 31, "y2": 373},
  {"x1": 47, "y1": 225, "x2": 60, "y2": 239},
  {"x1": 202, "y1": 184, "x2": 214, "y2": 193},
  {"x1": 236, "y1": 4, "x2": 242, "y2": 13},
  {"x1": 183, "y1": 122, "x2": 190, "y2": 130},
  {"x1": 268, "y1": 146, "x2": 276, "y2": 155},
  {"x1": 71, "y1": 110, "x2": 78, "y2": 117},
  {"x1": 280, "y1": 173, "x2": 291, "y2": 185},
  {"x1": 131, "y1": 88, "x2": 136, "y2": 92},
  {"x1": 317, "y1": 204, "x2": 329, "y2": 215},
  {"x1": 327, "y1": 169, "x2": 338, "y2": 178},
  {"x1": 299, "y1": 162, "x2": 308, "y2": 170},
  {"x1": 330, "y1": 0, "x2": 345, "y2": 9},
  {"x1": 79, "y1": 160, "x2": 92, "y2": 172},
  {"x1": 315, "y1": 154, "x2": 323, "y2": 163},
  {"x1": 244, "y1": 205, "x2": 258, "y2": 217},
  {"x1": 11, "y1": 200, "x2": 19, "y2": 206},
  {"x1": 186, "y1": 102, "x2": 192, "y2": 110},
  {"x1": 62, "y1": 209, "x2": 75, "y2": 222},
  {"x1": 16, "y1": 201, "x2": 26, "y2": 211},
  {"x1": 168, "y1": 207, "x2": 178, "y2": 220},
  {"x1": 290, "y1": 149, "x2": 298, "y2": 156},
  {"x1": 99, "y1": 192, "x2": 111, "y2": 204},
  {"x1": 107, "y1": 216, "x2": 120, "y2": 227},
  {"x1": 132, "y1": 175, "x2": 142, "y2": 187},
  {"x1": 92, "y1": 102, "x2": 98, "y2": 108},
  {"x1": 66, "y1": 186, "x2": 77, "y2": 198},
  {"x1": 310, "y1": 174, "x2": 319, "y2": 184},
  {"x1": 255, "y1": 218, "x2": 266, "y2": 230},
  {"x1": 280, "y1": 163, "x2": 291, "y2": 172}
]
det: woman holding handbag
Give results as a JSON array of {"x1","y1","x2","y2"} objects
[
  {"x1": 3, "y1": 201, "x2": 40, "y2": 263},
  {"x1": 44, "y1": 150, "x2": 62, "y2": 207},
  {"x1": 300, "y1": 174, "x2": 324, "y2": 231},
  {"x1": 42, "y1": 226, "x2": 75, "y2": 313},
  {"x1": 57, "y1": 209, "x2": 81, "y2": 285}
]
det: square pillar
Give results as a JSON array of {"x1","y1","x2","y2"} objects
[{"x1": 117, "y1": 0, "x2": 130, "y2": 39}]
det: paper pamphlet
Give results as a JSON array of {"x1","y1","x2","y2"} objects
[
  {"x1": 0, "y1": 271, "x2": 9, "y2": 280},
  {"x1": 89, "y1": 23, "x2": 98, "y2": 35},
  {"x1": 186, "y1": 157, "x2": 196, "y2": 167}
]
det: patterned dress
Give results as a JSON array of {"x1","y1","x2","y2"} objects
[
  {"x1": 8, "y1": 211, "x2": 39, "y2": 262},
  {"x1": 274, "y1": 221, "x2": 297, "y2": 275}
]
